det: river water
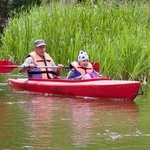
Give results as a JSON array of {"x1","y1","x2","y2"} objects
[{"x1": 0, "y1": 73, "x2": 150, "y2": 150}]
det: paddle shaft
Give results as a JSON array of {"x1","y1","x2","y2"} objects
[
  {"x1": 0, "y1": 60, "x2": 69, "y2": 73},
  {"x1": 0, "y1": 60, "x2": 100, "y2": 73},
  {"x1": 0, "y1": 65, "x2": 68, "y2": 69}
]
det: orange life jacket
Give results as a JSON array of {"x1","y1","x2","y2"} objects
[
  {"x1": 28, "y1": 51, "x2": 56, "y2": 79},
  {"x1": 71, "y1": 61, "x2": 94, "y2": 75}
]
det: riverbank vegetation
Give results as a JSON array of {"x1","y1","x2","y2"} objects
[{"x1": 0, "y1": 1, "x2": 150, "y2": 83}]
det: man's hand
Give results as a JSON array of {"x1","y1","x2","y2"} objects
[
  {"x1": 26, "y1": 64, "x2": 35, "y2": 71},
  {"x1": 57, "y1": 64, "x2": 64, "y2": 71}
]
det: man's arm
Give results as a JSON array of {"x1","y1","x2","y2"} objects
[{"x1": 19, "y1": 57, "x2": 34, "y2": 73}]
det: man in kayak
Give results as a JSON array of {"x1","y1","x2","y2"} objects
[
  {"x1": 19, "y1": 39, "x2": 63, "y2": 79},
  {"x1": 67, "y1": 51, "x2": 102, "y2": 79}
]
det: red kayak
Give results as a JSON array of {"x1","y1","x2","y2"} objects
[
  {"x1": 8, "y1": 77, "x2": 141, "y2": 100},
  {"x1": 0, "y1": 60, "x2": 142, "y2": 100}
]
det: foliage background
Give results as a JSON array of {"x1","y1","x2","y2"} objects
[{"x1": 0, "y1": 0, "x2": 150, "y2": 83}]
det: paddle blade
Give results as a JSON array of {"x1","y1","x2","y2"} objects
[
  {"x1": 0, "y1": 60, "x2": 16, "y2": 73},
  {"x1": 91, "y1": 62, "x2": 100, "y2": 72}
]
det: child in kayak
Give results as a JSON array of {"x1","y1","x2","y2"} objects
[{"x1": 66, "y1": 51, "x2": 102, "y2": 79}]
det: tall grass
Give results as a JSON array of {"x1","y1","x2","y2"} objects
[{"x1": 0, "y1": 1, "x2": 150, "y2": 83}]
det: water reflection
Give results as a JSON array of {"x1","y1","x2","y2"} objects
[
  {"x1": 68, "y1": 98, "x2": 139, "y2": 146},
  {"x1": 21, "y1": 93, "x2": 139, "y2": 148},
  {"x1": 26, "y1": 95, "x2": 53, "y2": 149}
]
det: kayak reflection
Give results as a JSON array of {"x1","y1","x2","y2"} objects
[{"x1": 23, "y1": 93, "x2": 139, "y2": 148}]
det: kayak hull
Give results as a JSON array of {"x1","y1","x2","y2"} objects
[{"x1": 8, "y1": 78, "x2": 141, "y2": 100}]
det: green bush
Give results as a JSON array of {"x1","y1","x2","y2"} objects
[{"x1": 0, "y1": 1, "x2": 150, "y2": 82}]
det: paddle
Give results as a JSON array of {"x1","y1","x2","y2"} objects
[
  {"x1": 0, "y1": 60, "x2": 100, "y2": 73},
  {"x1": 91, "y1": 62, "x2": 100, "y2": 72},
  {"x1": 0, "y1": 60, "x2": 69, "y2": 73}
]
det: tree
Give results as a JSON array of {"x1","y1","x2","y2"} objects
[
  {"x1": 0, "y1": 0, "x2": 42, "y2": 39},
  {"x1": 0, "y1": 0, "x2": 9, "y2": 38},
  {"x1": 8, "y1": 0, "x2": 42, "y2": 14}
]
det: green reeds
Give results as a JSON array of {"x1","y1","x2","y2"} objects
[{"x1": 0, "y1": 1, "x2": 150, "y2": 82}]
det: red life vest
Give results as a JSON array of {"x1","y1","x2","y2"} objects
[{"x1": 28, "y1": 51, "x2": 55, "y2": 79}]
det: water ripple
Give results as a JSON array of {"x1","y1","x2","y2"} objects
[{"x1": 96, "y1": 129, "x2": 150, "y2": 141}]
